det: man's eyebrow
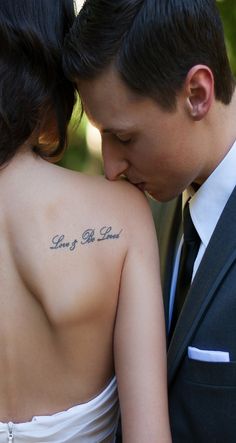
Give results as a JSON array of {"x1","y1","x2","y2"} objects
[{"x1": 102, "y1": 127, "x2": 131, "y2": 134}]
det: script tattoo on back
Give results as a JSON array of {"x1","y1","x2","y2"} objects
[{"x1": 49, "y1": 226, "x2": 123, "y2": 252}]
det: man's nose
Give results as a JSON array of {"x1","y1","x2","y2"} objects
[{"x1": 102, "y1": 142, "x2": 129, "y2": 181}]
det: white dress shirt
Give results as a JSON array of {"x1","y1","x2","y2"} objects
[{"x1": 168, "y1": 140, "x2": 236, "y2": 329}]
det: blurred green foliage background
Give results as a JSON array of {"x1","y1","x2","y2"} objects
[{"x1": 61, "y1": 0, "x2": 236, "y2": 176}]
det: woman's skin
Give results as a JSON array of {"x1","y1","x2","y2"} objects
[{"x1": 0, "y1": 147, "x2": 171, "y2": 442}]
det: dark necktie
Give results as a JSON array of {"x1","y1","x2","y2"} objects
[{"x1": 169, "y1": 202, "x2": 200, "y2": 339}]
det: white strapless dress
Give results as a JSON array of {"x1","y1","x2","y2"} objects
[{"x1": 0, "y1": 377, "x2": 119, "y2": 442}]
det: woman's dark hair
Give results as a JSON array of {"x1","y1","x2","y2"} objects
[
  {"x1": 63, "y1": 0, "x2": 235, "y2": 111},
  {"x1": 0, "y1": 0, "x2": 76, "y2": 167}
]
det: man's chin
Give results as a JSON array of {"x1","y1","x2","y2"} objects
[{"x1": 146, "y1": 189, "x2": 180, "y2": 203}]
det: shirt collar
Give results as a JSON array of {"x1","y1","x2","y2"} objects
[{"x1": 183, "y1": 140, "x2": 236, "y2": 247}]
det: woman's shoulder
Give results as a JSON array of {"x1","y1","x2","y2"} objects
[
  {"x1": 62, "y1": 169, "x2": 151, "y2": 215},
  {"x1": 40, "y1": 162, "x2": 154, "y2": 239}
]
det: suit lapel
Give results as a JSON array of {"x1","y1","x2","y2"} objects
[
  {"x1": 168, "y1": 185, "x2": 236, "y2": 385},
  {"x1": 157, "y1": 198, "x2": 182, "y2": 331}
]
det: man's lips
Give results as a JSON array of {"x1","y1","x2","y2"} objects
[
  {"x1": 129, "y1": 181, "x2": 146, "y2": 192},
  {"x1": 136, "y1": 183, "x2": 146, "y2": 192}
]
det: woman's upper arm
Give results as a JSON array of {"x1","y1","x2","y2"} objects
[{"x1": 114, "y1": 190, "x2": 171, "y2": 443}]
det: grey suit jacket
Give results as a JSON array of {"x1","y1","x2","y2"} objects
[{"x1": 155, "y1": 186, "x2": 236, "y2": 442}]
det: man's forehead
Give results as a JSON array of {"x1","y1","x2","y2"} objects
[
  {"x1": 78, "y1": 71, "x2": 145, "y2": 131},
  {"x1": 83, "y1": 104, "x2": 137, "y2": 134},
  {"x1": 78, "y1": 66, "x2": 141, "y2": 107}
]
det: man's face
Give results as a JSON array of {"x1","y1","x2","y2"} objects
[{"x1": 78, "y1": 67, "x2": 208, "y2": 201}]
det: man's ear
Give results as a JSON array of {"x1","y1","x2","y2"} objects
[{"x1": 184, "y1": 65, "x2": 214, "y2": 121}]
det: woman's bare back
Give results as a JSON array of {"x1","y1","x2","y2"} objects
[{"x1": 0, "y1": 150, "x2": 128, "y2": 422}]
